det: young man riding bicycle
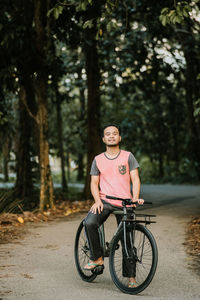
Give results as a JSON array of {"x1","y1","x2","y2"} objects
[{"x1": 84, "y1": 124, "x2": 144, "y2": 287}]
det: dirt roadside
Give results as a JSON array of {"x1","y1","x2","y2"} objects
[{"x1": 0, "y1": 200, "x2": 93, "y2": 244}]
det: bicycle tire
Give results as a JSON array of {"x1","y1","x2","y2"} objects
[
  {"x1": 109, "y1": 223, "x2": 158, "y2": 295},
  {"x1": 74, "y1": 220, "x2": 97, "y2": 282}
]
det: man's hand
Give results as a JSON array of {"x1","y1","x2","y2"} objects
[
  {"x1": 132, "y1": 198, "x2": 144, "y2": 205},
  {"x1": 137, "y1": 198, "x2": 144, "y2": 205},
  {"x1": 90, "y1": 201, "x2": 103, "y2": 214}
]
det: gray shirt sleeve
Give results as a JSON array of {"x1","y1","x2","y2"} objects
[
  {"x1": 128, "y1": 153, "x2": 139, "y2": 171},
  {"x1": 90, "y1": 158, "x2": 100, "y2": 175}
]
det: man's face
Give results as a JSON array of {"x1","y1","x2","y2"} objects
[{"x1": 103, "y1": 126, "x2": 121, "y2": 147}]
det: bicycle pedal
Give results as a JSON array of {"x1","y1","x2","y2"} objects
[{"x1": 92, "y1": 265, "x2": 104, "y2": 275}]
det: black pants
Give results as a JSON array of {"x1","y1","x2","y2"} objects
[{"x1": 84, "y1": 201, "x2": 136, "y2": 277}]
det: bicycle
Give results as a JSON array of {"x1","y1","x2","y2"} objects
[{"x1": 74, "y1": 196, "x2": 158, "y2": 295}]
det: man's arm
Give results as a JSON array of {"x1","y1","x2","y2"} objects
[
  {"x1": 90, "y1": 175, "x2": 104, "y2": 214},
  {"x1": 130, "y1": 168, "x2": 144, "y2": 204}
]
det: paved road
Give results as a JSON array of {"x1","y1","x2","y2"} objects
[{"x1": 0, "y1": 184, "x2": 200, "y2": 300}]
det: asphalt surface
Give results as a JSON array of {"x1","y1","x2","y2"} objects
[{"x1": 0, "y1": 184, "x2": 200, "y2": 300}]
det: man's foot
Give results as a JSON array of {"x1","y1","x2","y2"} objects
[
  {"x1": 128, "y1": 277, "x2": 137, "y2": 288},
  {"x1": 83, "y1": 257, "x2": 104, "y2": 271}
]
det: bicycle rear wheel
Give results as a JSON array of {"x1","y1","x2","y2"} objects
[
  {"x1": 74, "y1": 220, "x2": 97, "y2": 282},
  {"x1": 109, "y1": 223, "x2": 158, "y2": 295}
]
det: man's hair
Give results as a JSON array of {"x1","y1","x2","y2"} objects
[{"x1": 102, "y1": 124, "x2": 121, "y2": 137}]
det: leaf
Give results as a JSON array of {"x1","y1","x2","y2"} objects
[
  {"x1": 43, "y1": 211, "x2": 50, "y2": 216},
  {"x1": 176, "y1": 4, "x2": 182, "y2": 15},
  {"x1": 159, "y1": 15, "x2": 168, "y2": 26},
  {"x1": 81, "y1": 1, "x2": 88, "y2": 11},
  {"x1": 161, "y1": 7, "x2": 169, "y2": 14},
  {"x1": 182, "y1": 8, "x2": 189, "y2": 17},
  {"x1": 22, "y1": 273, "x2": 33, "y2": 279},
  {"x1": 64, "y1": 209, "x2": 72, "y2": 216},
  {"x1": 83, "y1": 20, "x2": 93, "y2": 29},
  {"x1": 170, "y1": 14, "x2": 177, "y2": 23},
  {"x1": 194, "y1": 107, "x2": 200, "y2": 117},
  {"x1": 17, "y1": 216, "x2": 24, "y2": 224},
  {"x1": 53, "y1": 6, "x2": 63, "y2": 20},
  {"x1": 168, "y1": 10, "x2": 175, "y2": 17},
  {"x1": 47, "y1": 7, "x2": 55, "y2": 18}
]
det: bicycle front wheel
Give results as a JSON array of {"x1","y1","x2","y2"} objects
[
  {"x1": 109, "y1": 223, "x2": 158, "y2": 295},
  {"x1": 74, "y1": 220, "x2": 97, "y2": 282}
]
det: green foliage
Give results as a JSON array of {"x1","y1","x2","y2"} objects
[
  {"x1": 47, "y1": 5, "x2": 64, "y2": 20},
  {"x1": 83, "y1": 19, "x2": 94, "y2": 29},
  {"x1": 47, "y1": 0, "x2": 94, "y2": 19},
  {"x1": 0, "y1": 0, "x2": 200, "y2": 205},
  {"x1": 159, "y1": 1, "x2": 198, "y2": 26}
]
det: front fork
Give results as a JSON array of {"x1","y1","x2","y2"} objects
[{"x1": 122, "y1": 208, "x2": 144, "y2": 263}]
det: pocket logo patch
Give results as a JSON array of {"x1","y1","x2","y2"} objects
[{"x1": 118, "y1": 165, "x2": 126, "y2": 175}]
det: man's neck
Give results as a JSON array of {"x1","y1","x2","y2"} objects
[{"x1": 105, "y1": 146, "x2": 120, "y2": 158}]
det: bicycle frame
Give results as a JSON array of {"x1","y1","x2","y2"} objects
[{"x1": 98, "y1": 204, "x2": 156, "y2": 261}]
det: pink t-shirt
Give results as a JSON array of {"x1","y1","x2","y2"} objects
[{"x1": 90, "y1": 150, "x2": 139, "y2": 207}]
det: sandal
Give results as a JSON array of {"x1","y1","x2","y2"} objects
[
  {"x1": 128, "y1": 281, "x2": 137, "y2": 288},
  {"x1": 83, "y1": 262, "x2": 104, "y2": 271}
]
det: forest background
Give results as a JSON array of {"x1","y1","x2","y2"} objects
[{"x1": 0, "y1": 0, "x2": 199, "y2": 213}]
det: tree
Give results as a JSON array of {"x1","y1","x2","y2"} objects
[
  {"x1": 0, "y1": 94, "x2": 14, "y2": 182},
  {"x1": 33, "y1": 0, "x2": 55, "y2": 210},
  {"x1": 82, "y1": 3, "x2": 102, "y2": 198},
  {"x1": 15, "y1": 86, "x2": 34, "y2": 205},
  {"x1": 178, "y1": 23, "x2": 200, "y2": 177}
]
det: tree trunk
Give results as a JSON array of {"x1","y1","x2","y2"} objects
[
  {"x1": 177, "y1": 24, "x2": 200, "y2": 178},
  {"x1": 77, "y1": 67, "x2": 86, "y2": 182},
  {"x1": 15, "y1": 86, "x2": 33, "y2": 205},
  {"x1": 34, "y1": 0, "x2": 54, "y2": 210},
  {"x1": 77, "y1": 153, "x2": 84, "y2": 182},
  {"x1": 37, "y1": 90, "x2": 54, "y2": 210},
  {"x1": 184, "y1": 50, "x2": 200, "y2": 172},
  {"x1": 55, "y1": 90, "x2": 68, "y2": 192},
  {"x1": 152, "y1": 52, "x2": 165, "y2": 179},
  {"x1": 83, "y1": 10, "x2": 102, "y2": 199}
]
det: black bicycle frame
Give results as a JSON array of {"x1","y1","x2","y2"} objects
[
  {"x1": 98, "y1": 203, "x2": 135, "y2": 260},
  {"x1": 98, "y1": 201, "x2": 156, "y2": 262}
]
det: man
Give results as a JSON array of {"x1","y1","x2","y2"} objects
[{"x1": 84, "y1": 124, "x2": 144, "y2": 287}]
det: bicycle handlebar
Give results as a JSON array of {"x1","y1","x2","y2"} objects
[{"x1": 106, "y1": 195, "x2": 152, "y2": 205}]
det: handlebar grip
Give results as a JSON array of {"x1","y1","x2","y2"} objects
[
  {"x1": 131, "y1": 201, "x2": 152, "y2": 205},
  {"x1": 105, "y1": 196, "x2": 152, "y2": 205}
]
